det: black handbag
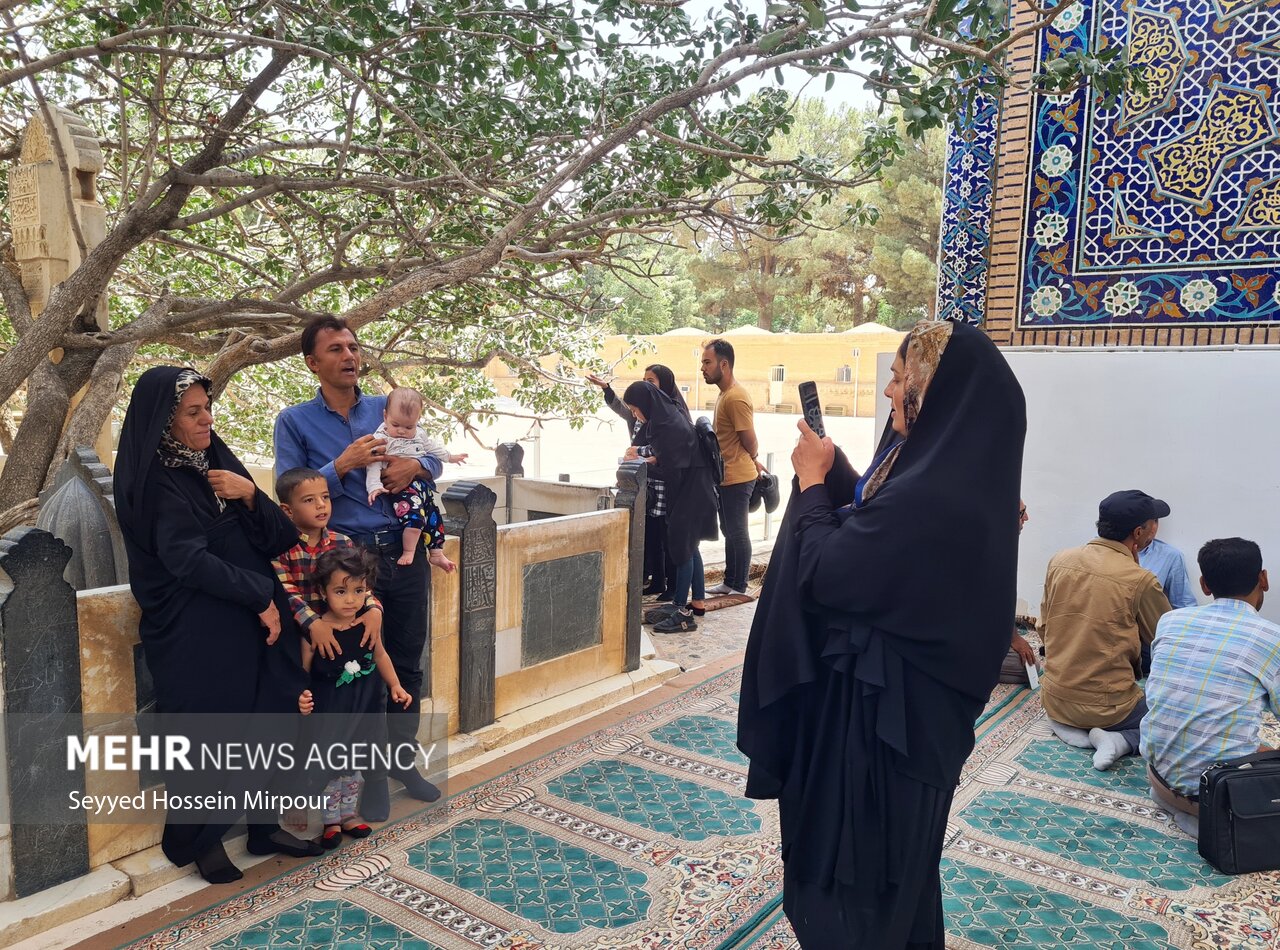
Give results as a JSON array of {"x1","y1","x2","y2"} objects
[{"x1": 1198, "y1": 749, "x2": 1280, "y2": 874}]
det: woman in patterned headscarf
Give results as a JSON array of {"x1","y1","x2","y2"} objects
[
  {"x1": 738, "y1": 322, "x2": 1026, "y2": 948},
  {"x1": 115, "y1": 367, "x2": 319, "y2": 883}
]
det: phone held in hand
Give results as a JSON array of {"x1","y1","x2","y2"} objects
[{"x1": 798, "y1": 381, "x2": 825, "y2": 439}]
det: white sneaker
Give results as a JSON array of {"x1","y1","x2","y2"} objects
[
  {"x1": 1088, "y1": 728, "x2": 1132, "y2": 771},
  {"x1": 705, "y1": 582, "x2": 734, "y2": 595},
  {"x1": 1049, "y1": 719, "x2": 1093, "y2": 749}
]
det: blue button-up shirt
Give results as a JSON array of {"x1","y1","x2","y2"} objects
[
  {"x1": 1139, "y1": 538, "x2": 1197, "y2": 609},
  {"x1": 274, "y1": 388, "x2": 443, "y2": 537},
  {"x1": 1141, "y1": 598, "x2": 1280, "y2": 793}
]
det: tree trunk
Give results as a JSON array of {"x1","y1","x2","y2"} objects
[
  {"x1": 0, "y1": 349, "x2": 101, "y2": 512},
  {"x1": 49, "y1": 342, "x2": 137, "y2": 488},
  {"x1": 755, "y1": 244, "x2": 777, "y2": 331}
]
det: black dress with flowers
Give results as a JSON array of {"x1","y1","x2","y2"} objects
[{"x1": 306, "y1": 622, "x2": 388, "y2": 781}]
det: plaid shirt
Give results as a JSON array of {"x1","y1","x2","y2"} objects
[
  {"x1": 271, "y1": 528, "x2": 382, "y2": 631},
  {"x1": 636, "y1": 445, "x2": 666, "y2": 516},
  {"x1": 1140, "y1": 598, "x2": 1280, "y2": 794}
]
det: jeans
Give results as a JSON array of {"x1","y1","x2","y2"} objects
[
  {"x1": 718, "y1": 480, "x2": 753, "y2": 591},
  {"x1": 672, "y1": 550, "x2": 706, "y2": 608},
  {"x1": 1109, "y1": 695, "x2": 1148, "y2": 753}
]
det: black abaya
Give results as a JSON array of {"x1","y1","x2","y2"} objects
[
  {"x1": 737, "y1": 323, "x2": 1026, "y2": 948},
  {"x1": 115, "y1": 367, "x2": 301, "y2": 867}
]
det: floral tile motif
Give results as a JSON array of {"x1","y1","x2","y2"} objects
[
  {"x1": 937, "y1": 87, "x2": 1003, "y2": 325},
  {"x1": 408, "y1": 817, "x2": 650, "y2": 933},
  {"x1": 942, "y1": 859, "x2": 1171, "y2": 948},
  {"x1": 211, "y1": 899, "x2": 440, "y2": 949},
  {"x1": 544, "y1": 759, "x2": 760, "y2": 841},
  {"x1": 1018, "y1": 0, "x2": 1280, "y2": 326},
  {"x1": 961, "y1": 790, "x2": 1227, "y2": 891},
  {"x1": 1014, "y1": 738, "x2": 1152, "y2": 794},
  {"x1": 649, "y1": 713, "x2": 749, "y2": 767}
]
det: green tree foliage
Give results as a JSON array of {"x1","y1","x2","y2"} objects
[
  {"x1": 587, "y1": 100, "x2": 945, "y2": 334},
  {"x1": 0, "y1": 0, "x2": 1120, "y2": 508}
]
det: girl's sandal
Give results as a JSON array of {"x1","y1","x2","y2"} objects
[
  {"x1": 342, "y1": 822, "x2": 373, "y2": 839},
  {"x1": 319, "y1": 826, "x2": 343, "y2": 850}
]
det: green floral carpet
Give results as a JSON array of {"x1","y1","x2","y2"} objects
[{"x1": 122, "y1": 673, "x2": 1280, "y2": 949}]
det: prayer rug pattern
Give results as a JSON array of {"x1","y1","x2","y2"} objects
[{"x1": 122, "y1": 674, "x2": 1280, "y2": 949}]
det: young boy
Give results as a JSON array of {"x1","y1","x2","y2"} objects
[
  {"x1": 274, "y1": 467, "x2": 385, "y2": 657},
  {"x1": 364, "y1": 387, "x2": 464, "y2": 568}
]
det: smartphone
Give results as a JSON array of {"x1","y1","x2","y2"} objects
[{"x1": 798, "y1": 381, "x2": 825, "y2": 439}]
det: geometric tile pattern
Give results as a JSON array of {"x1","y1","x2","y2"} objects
[
  {"x1": 211, "y1": 898, "x2": 443, "y2": 949},
  {"x1": 122, "y1": 669, "x2": 1280, "y2": 950},
  {"x1": 409, "y1": 817, "x2": 651, "y2": 933},
  {"x1": 1015, "y1": 737, "x2": 1154, "y2": 794},
  {"x1": 937, "y1": 86, "x2": 1003, "y2": 326},
  {"x1": 942, "y1": 858, "x2": 1173, "y2": 948},
  {"x1": 1018, "y1": 0, "x2": 1280, "y2": 327},
  {"x1": 650, "y1": 713, "x2": 750, "y2": 767},
  {"x1": 962, "y1": 789, "x2": 1229, "y2": 891},
  {"x1": 544, "y1": 759, "x2": 761, "y2": 841}
]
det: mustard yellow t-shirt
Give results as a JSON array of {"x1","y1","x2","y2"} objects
[{"x1": 714, "y1": 384, "x2": 758, "y2": 486}]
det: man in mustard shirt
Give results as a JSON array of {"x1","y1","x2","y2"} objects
[
  {"x1": 1039, "y1": 490, "x2": 1173, "y2": 770},
  {"x1": 701, "y1": 339, "x2": 765, "y2": 595}
]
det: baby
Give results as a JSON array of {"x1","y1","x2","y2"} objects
[{"x1": 365, "y1": 386, "x2": 465, "y2": 567}]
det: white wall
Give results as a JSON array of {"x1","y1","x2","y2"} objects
[
  {"x1": 1007, "y1": 348, "x2": 1280, "y2": 622},
  {"x1": 874, "y1": 346, "x2": 1280, "y2": 623}
]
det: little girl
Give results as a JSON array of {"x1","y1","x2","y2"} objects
[
  {"x1": 365, "y1": 385, "x2": 464, "y2": 568},
  {"x1": 299, "y1": 546, "x2": 412, "y2": 847}
]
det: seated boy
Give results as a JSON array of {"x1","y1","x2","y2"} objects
[{"x1": 1141, "y1": 537, "x2": 1280, "y2": 837}]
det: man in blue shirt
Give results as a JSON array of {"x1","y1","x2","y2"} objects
[
  {"x1": 275, "y1": 316, "x2": 444, "y2": 819},
  {"x1": 1141, "y1": 537, "x2": 1280, "y2": 838},
  {"x1": 1139, "y1": 513, "x2": 1197, "y2": 676}
]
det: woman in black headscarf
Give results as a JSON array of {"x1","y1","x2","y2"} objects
[
  {"x1": 622, "y1": 379, "x2": 718, "y2": 632},
  {"x1": 589, "y1": 365, "x2": 689, "y2": 596},
  {"x1": 115, "y1": 366, "x2": 320, "y2": 883},
  {"x1": 737, "y1": 321, "x2": 1025, "y2": 948}
]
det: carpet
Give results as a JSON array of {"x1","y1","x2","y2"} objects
[
  {"x1": 119, "y1": 674, "x2": 1280, "y2": 949},
  {"x1": 702, "y1": 593, "x2": 756, "y2": 612},
  {"x1": 122, "y1": 668, "x2": 781, "y2": 949}
]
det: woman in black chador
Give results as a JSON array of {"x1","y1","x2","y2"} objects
[
  {"x1": 115, "y1": 366, "x2": 321, "y2": 883},
  {"x1": 737, "y1": 321, "x2": 1025, "y2": 947},
  {"x1": 589, "y1": 364, "x2": 689, "y2": 596},
  {"x1": 622, "y1": 380, "x2": 718, "y2": 632}
]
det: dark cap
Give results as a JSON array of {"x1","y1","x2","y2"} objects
[{"x1": 1098, "y1": 490, "x2": 1171, "y2": 534}]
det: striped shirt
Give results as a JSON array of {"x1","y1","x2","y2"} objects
[
  {"x1": 1140, "y1": 598, "x2": 1280, "y2": 794},
  {"x1": 271, "y1": 528, "x2": 382, "y2": 631}
]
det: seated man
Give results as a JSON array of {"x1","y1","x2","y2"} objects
[
  {"x1": 1039, "y1": 490, "x2": 1172, "y2": 770},
  {"x1": 1141, "y1": 538, "x2": 1280, "y2": 837},
  {"x1": 1138, "y1": 513, "x2": 1197, "y2": 676},
  {"x1": 1002, "y1": 500, "x2": 1038, "y2": 680}
]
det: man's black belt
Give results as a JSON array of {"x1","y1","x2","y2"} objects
[{"x1": 351, "y1": 528, "x2": 402, "y2": 551}]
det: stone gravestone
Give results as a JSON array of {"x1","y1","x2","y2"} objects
[
  {"x1": 8, "y1": 107, "x2": 114, "y2": 462},
  {"x1": 494, "y1": 442, "x2": 524, "y2": 523},
  {"x1": 0, "y1": 528, "x2": 90, "y2": 898},
  {"x1": 521, "y1": 552, "x2": 604, "y2": 667},
  {"x1": 614, "y1": 461, "x2": 647, "y2": 673},
  {"x1": 442, "y1": 481, "x2": 498, "y2": 733},
  {"x1": 36, "y1": 447, "x2": 129, "y2": 590}
]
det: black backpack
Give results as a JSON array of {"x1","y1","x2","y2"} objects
[{"x1": 695, "y1": 416, "x2": 724, "y2": 485}]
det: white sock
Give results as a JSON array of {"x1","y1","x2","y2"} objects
[
  {"x1": 1049, "y1": 719, "x2": 1094, "y2": 749},
  {"x1": 1171, "y1": 811, "x2": 1199, "y2": 838},
  {"x1": 1088, "y1": 728, "x2": 1132, "y2": 770}
]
